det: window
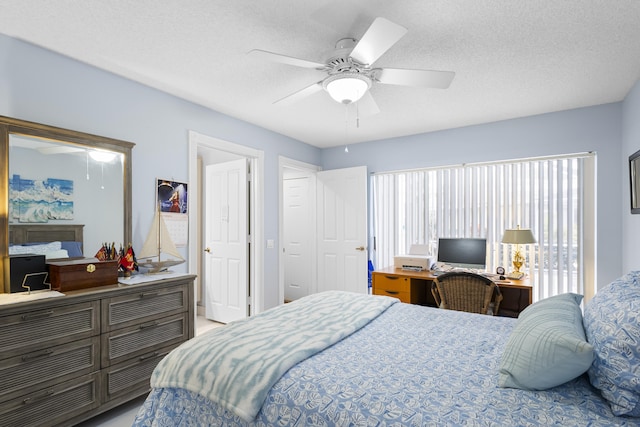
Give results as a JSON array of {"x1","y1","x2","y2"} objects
[{"x1": 370, "y1": 153, "x2": 596, "y2": 302}]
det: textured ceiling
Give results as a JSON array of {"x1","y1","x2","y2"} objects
[{"x1": 1, "y1": 1, "x2": 639, "y2": 148}]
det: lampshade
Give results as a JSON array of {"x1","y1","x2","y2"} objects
[
  {"x1": 324, "y1": 73, "x2": 371, "y2": 104},
  {"x1": 501, "y1": 228, "x2": 536, "y2": 244}
]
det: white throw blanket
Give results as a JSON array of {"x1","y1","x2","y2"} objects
[{"x1": 151, "y1": 291, "x2": 397, "y2": 421}]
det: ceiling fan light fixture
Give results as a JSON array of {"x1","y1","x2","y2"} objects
[
  {"x1": 324, "y1": 73, "x2": 371, "y2": 104},
  {"x1": 89, "y1": 149, "x2": 117, "y2": 163}
]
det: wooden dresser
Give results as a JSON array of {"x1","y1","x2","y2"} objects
[{"x1": 0, "y1": 274, "x2": 195, "y2": 427}]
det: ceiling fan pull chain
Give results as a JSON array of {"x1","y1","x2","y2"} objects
[{"x1": 344, "y1": 105, "x2": 350, "y2": 153}]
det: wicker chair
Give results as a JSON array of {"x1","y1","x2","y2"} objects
[{"x1": 431, "y1": 271, "x2": 503, "y2": 315}]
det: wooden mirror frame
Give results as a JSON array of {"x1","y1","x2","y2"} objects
[{"x1": 0, "y1": 116, "x2": 134, "y2": 291}]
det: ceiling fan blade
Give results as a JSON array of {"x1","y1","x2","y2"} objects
[
  {"x1": 274, "y1": 81, "x2": 324, "y2": 106},
  {"x1": 37, "y1": 145, "x2": 85, "y2": 155},
  {"x1": 248, "y1": 49, "x2": 326, "y2": 69},
  {"x1": 356, "y1": 91, "x2": 380, "y2": 117},
  {"x1": 376, "y1": 68, "x2": 455, "y2": 89},
  {"x1": 349, "y1": 17, "x2": 407, "y2": 66}
]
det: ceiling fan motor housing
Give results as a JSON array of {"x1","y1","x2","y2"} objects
[{"x1": 320, "y1": 38, "x2": 374, "y2": 104}]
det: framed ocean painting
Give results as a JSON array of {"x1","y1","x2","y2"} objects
[{"x1": 9, "y1": 174, "x2": 74, "y2": 223}]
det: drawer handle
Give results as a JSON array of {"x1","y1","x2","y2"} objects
[
  {"x1": 21, "y1": 310, "x2": 54, "y2": 321},
  {"x1": 139, "y1": 351, "x2": 160, "y2": 361},
  {"x1": 139, "y1": 292, "x2": 158, "y2": 299},
  {"x1": 384, "y1": 290, "x2": 400, "y2": 295},
  {"x1": 21, "y1": 389, "x2": 55, "y2": 406},
  {"x1": 384, "y1": 275, "x2": 399, "y2": 280},
  {"x1": 21, "y1": 348, "x2": 54, "y2": 362},
  {"x1": 139, "y1": 321, "x2": 159, "y2": 330}
]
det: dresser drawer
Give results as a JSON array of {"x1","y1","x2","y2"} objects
[
  {"x1": 0, "y1": 301, "x2": 100, "y2": 359},
  {"x1": 102, "y1": 283, "x2": 188, "y2": 332},
  {"x1": 0, "y1": 373, "x2": 99, "y2": 427},
  {"x1": 0, "y1": 336, "x2": 99, "y2": 403},
  {"x1": 102, "y1": 312, "x2": 187, "y2": 366},
  {"x1": 103, "y1": 343, "x2": 178, "y2": 403},
  {"x1": 373, "y1": 274, "x2": 410, "y2": 293}
]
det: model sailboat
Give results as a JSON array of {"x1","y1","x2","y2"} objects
[{"x1": 138, "y1": 207, "x2": 185, "y2": 273}]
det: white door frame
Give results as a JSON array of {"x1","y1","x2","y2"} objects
[
  {"x1": 189, "y1": 131, "x2": 264, "y2": 326},
  {"x1": 278, "y1": 156, "x2": 321, "y2": 305}
]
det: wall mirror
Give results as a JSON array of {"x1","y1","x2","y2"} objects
[{"x1": 1, "y1": 116, "x2": 134, "y2": 292}]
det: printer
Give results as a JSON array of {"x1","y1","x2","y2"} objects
[{"x1": 393, "y1": 245, "x2": 435, "y2": 271}]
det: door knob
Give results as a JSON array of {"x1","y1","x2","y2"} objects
[
  {"x1": 204, "y1": 247, "x2": 211, "y2": 253},
  {"x1": 355, "y1": 246, "x2": 365, "y2": 251}
]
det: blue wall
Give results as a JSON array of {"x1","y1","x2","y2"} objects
[{"x1": 1, "y1": 33, "x2": 634, "y2": 305}]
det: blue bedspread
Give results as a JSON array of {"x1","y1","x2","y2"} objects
[
  {"x1": 134, "y1": 301, "x2": 635, "y2": 426},
  {"x1": 149, "y1": 291, "x2": 396, "y2": 421}
]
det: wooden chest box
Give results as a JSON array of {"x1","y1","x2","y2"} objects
[{"x1": 47, "y1": 258, "x2": 119, "y2": 291}]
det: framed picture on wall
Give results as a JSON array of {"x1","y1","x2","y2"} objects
[
  {"x1": 156, "y1": 179, "x2": 188, "y2": 247},
  {"x1": 156, "y1": 179, "x2": 188, "y2": 214},
  {"x1": 629, "y1": 149, "x2": 640, "y2": 214}
]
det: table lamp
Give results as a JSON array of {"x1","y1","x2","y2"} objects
[{"x1": 501, "y1": 226, "x2": 536, "y2": 273}]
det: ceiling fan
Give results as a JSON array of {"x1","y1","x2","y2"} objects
[{"x1": 248, "y1": 17, "x2": 455, "y2": 115}]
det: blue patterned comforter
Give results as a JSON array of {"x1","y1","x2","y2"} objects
[
  {"x1": 149, "y1": 291, "x2": 396, "y2": 422},
  {"x1": 134, "y1": 301, "x2": 634, "y2": 426}
]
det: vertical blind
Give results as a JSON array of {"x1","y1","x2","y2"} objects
[{"x1": 370, "y1": 153, "x2": 596, "y2": 302}]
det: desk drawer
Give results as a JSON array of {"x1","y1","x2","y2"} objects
[
  {"x1": 372, "y1": 288, "x2": 411, "y2": 303},
  {"x1": 373, "y1": 274, "x2": 410, "y2": 293}
]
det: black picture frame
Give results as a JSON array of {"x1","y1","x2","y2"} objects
[
  {"x1": 156, "y1": 179, "x2": 188, "y2": 214},
  {"x1": 629, "y1": 149, "x2": 640, "y2": 214}
]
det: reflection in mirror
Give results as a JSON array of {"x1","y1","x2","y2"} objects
[
  {"x1": 1, "y1": 116, "x2": 134, "y2": 293},
  {"x1": 9, "y1": 135, "x2": 124, "y2": 251}
]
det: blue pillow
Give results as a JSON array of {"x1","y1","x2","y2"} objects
[
  {"x1": 584, "y1": 272, "x2": 640, "y2": 417},
  {"x1": 498, "y1": 293, "x2": 594, "y2": 390},
  {"x1": 61, "y1": 241, "x2": 83, "y2": 257}
]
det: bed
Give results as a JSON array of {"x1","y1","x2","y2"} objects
[
  {"x1": 133, "y1": 274, "x2": 640, "y2": 426},
  {"x1": 8, "y1": 223, "x2": 85, "y2": 259}
]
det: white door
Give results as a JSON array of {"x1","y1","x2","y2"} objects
[
  {"x1": 283, "y1": 175, "x2": 313, "y2": 301},
  {"x1": 204, "y1": 158, "x2": 249, "y2": 323},
  {"x1": 316, "y1": 166, "x2": 368, "y2": 294}
]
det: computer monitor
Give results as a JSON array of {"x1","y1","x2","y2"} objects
[{"x1": 436, "y1": 238, "x2": 487, "y2": 270}]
